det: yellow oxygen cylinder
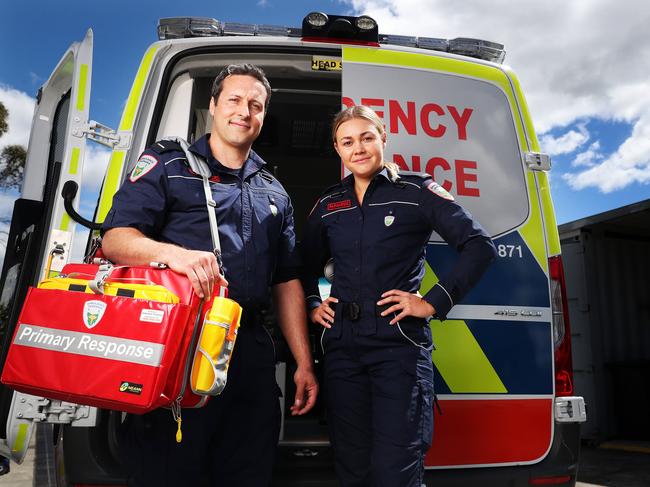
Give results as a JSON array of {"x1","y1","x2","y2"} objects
[{"x1": 190, "y1": 295, "x2": 242, "y2": 395}]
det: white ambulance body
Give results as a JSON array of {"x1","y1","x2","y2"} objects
[{"x1": 0, "y1": 13, "x2": 585, "y2": 486}]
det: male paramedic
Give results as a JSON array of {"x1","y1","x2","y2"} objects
[{"x1": 101, "y1": 64, "x2": 318, "y2": 487}]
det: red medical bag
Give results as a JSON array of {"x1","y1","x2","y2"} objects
[{"x1": 1, "y1": 263, "x2": 213, "y2": 413}]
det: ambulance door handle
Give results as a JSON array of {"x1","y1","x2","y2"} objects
[{"x1": 61, "y1": 180, "x2": 102, "y2": 230}]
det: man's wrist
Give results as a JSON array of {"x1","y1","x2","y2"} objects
[{"x1": 295, "y1": 360, "x2": 315, "y2": 373}]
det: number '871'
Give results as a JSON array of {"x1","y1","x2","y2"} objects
[{"x1": 497, "y1": 244, "x2": 522, "y2": 258}]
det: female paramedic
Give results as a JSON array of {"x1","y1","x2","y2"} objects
[{"x1": 301, "y1": 105, "x2": 497, "y2": 487}]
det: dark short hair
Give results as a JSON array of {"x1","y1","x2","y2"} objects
[{"x1": 210, "y1": 64, "x2": 272, "y2": 111}]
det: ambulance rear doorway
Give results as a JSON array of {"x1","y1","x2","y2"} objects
[{"x1": 156, "y1": 51, "x2": 342, "y2": 445}]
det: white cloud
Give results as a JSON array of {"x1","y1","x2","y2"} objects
[
  {"x1": 572, "y1": 141, "x2": 603, "y2": 168},
  {"x1": 0, "y1": 84, "x2": 35, "y2": 148},
  {"x1": 540, "y1": 126, "x2": 589, "y2": 156},
  {"x1": 81, "y1": 143, "x2": 112, "y2": 196},
  {"x1": 564, "y1": 117, "x2": 650, "y2": 192},
  {"x1": 343, "y1": 0, "x2": 650, "y2": 193},
  {"x1": 67, "y1": 143, "x2": 111, "y2": 263}
]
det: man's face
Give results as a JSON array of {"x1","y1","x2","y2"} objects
[{"x1": 209, "y1": 74, "x2": 267, "y2": 150}]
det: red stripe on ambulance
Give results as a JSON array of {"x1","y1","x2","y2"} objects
[{"x1": 424, "y1": 399, "x2": 553, "y2": 467}]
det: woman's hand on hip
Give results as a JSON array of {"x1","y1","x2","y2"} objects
[
  {"x1": 309, "y1": 296, "x2": 339, "y2": 329},
  {"x1": 377, "y1": 290, "x2": 435, "y2": 325}
]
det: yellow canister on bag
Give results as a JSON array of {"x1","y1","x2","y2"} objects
[{"x1": 190, "y1": 296, "x2": 242, "y2": 395}]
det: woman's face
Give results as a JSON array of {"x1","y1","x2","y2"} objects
[{"x1": 334, "y1": 118, "x2": 386, "y2": 181}]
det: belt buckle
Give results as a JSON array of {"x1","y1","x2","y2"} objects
[{"x1": 348, "y1": 302, "x2": 360, "y2": 321}]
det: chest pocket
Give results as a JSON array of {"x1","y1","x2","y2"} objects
[
  {"x1": 367, "y1": 202, "x2": 425, "y2": 251},
  {"x1": 168, "y1": 177, "x2": 209, "y2": 214},
  {"x1": 251, "y1": 191, "x2": 285, "y2": 253},
  {"x1": 323, "y1": 205, "x2": 361, "y2": 258}
]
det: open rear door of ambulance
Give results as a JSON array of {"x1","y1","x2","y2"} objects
[
  {"x1": 342, "y1": 46, "x2": 554, "y2": 469},
  {"x1": 0, "y1": 30, "x2": 94, "y2": 463}
]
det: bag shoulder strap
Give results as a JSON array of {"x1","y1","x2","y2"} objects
[{"x1": 161, "y1": 137, "x2": 223, "y2": 274}]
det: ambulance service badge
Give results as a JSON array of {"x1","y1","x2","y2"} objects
[
  {"x1": 129, "y1": 155, "x2": 158, "y2": 182},
  {"x1": 83, "y1": 300, "x2": 107, "y2": 329},
  {"x1": 427, "y1": 181, "x2": 455, "y2": 201}
]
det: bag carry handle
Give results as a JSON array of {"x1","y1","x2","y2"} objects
[{"x1": 89, "y1": 264, "x2": 114, "y2": 294}]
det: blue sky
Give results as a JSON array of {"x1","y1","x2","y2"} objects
[{"x1": 1, "y1": 0, "x2": 649, "y2": 253}]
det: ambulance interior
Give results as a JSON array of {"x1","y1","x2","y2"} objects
[{"x1": 154, "y1": 51, "x2": 343, "y2": 444}]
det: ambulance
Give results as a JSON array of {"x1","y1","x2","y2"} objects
[{"x1": 0, "y1": 12, "x2": 586, "y2": 486}]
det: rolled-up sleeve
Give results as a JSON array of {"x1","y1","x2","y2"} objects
[{"x1": 101, "y1": 150, "x2": 168, "y2": 238}]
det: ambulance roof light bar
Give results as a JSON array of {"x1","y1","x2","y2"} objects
[
  {"x1": 157, "y1": 17, "x2": 296, "y2": 39},
  {"x1": 158, "y1": 17, "x2": 222, "y2": 39},
  {"x1": 157, "y1": 16, "x2": 505, "y2": 63},
  {"x1": 448, "y1": 38, "x2": 506, "y2": 63}
]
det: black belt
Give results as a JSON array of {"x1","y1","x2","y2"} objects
[
  {"x1": 239, "y1": 306, "x2": 265, "y2": 327},
  {"x1": 336, "y1": 301, "x2": 389, "y2": 322}
]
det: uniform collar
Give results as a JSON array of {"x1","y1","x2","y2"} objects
[
  {"x1": 341, "y1": 167, "x2": 397, "y2": 187},
  {"x1": 188, "y1": 134, "x2": 266, "y2": 180}
]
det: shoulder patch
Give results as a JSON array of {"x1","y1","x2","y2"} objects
[
  {"x1": 130, "y1": 154, "x2": 159, "y2": 182},
  {"x1": 426, "y1": 181, "x2": 455, "y2": 201}
]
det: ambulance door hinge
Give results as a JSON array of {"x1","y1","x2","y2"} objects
[
  {"x1": 12, "y1": 393, "x2": 98, "y2": 427},
  {"x1": 72, "y1": 120, "x2": 127, "y2": 149},
  {"x1": 524, "y1": 152, "x2": 552, "y2": 171}
]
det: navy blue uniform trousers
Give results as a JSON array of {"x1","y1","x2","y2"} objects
[
  {"x1": 322, "y1": 303, "x2": 435, "y2": 487},
  {"x1": 121, "y1": 323, "x2": 280, "y2": 487}
]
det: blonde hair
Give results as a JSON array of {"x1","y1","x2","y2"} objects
[{"x1": 332, "y1": 105, "x2": 400, "y2": 180}]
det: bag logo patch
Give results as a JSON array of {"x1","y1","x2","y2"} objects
[
  {"x1": 384, "y1": 215, "x2": 395, "y2": 227},
  {"x1": 427, "y1": 181, "x2": 455, "y2": 201},
  {"x1": 130, "y1": 155, "x2": 158, "y2": 182},
  {"x1": 119, "y1": 381, "x2": 143, "y2": 395},
  {"x1": 83, "y1": 300, "x2": 107, "y2": 329},
  {"x1": 327, "y1": 199, "x2": 352, "y2": 211}
]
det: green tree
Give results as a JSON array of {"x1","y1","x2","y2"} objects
[
  {"x1": 0, "y1": 102, "x2": 8, "y2": 137},
  {"x1": 0, "y1": 101, "x2": 27, "y2": 190},
  {"x1": 0, "y1": 145, "x2": 26, "y2": 191}
]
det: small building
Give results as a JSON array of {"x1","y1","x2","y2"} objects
[{"x1": 559, "y1": 199, "x2": 650, "y2": 441}]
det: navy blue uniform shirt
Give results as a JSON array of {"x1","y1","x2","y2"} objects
[
  {"x1": 301, "y1": 170, "x2": 496, "y2": 320},
  {"x1": 102, "y1": 135, "x2": 300, "y2": 308}
]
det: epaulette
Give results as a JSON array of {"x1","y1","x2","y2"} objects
[
  {"x1": 320, "y1": 181, "x2": 346, "y2": 200},
  {"x1": 399, "y1": 171, "x2": 431, "y2": 181},
  {"x1": 259, "y1": 167, "x2": 276, "y2": 184},
  {"x1": 149, "y1": 140, "x2": 183, "y2": 155},
  {"x1": 396, "y1": 171, "x2": 434, "y2": 189}
]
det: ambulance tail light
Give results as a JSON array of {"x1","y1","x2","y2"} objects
[{"x1": 549, "y1": 255, "x2": 574, "y2": 397}]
